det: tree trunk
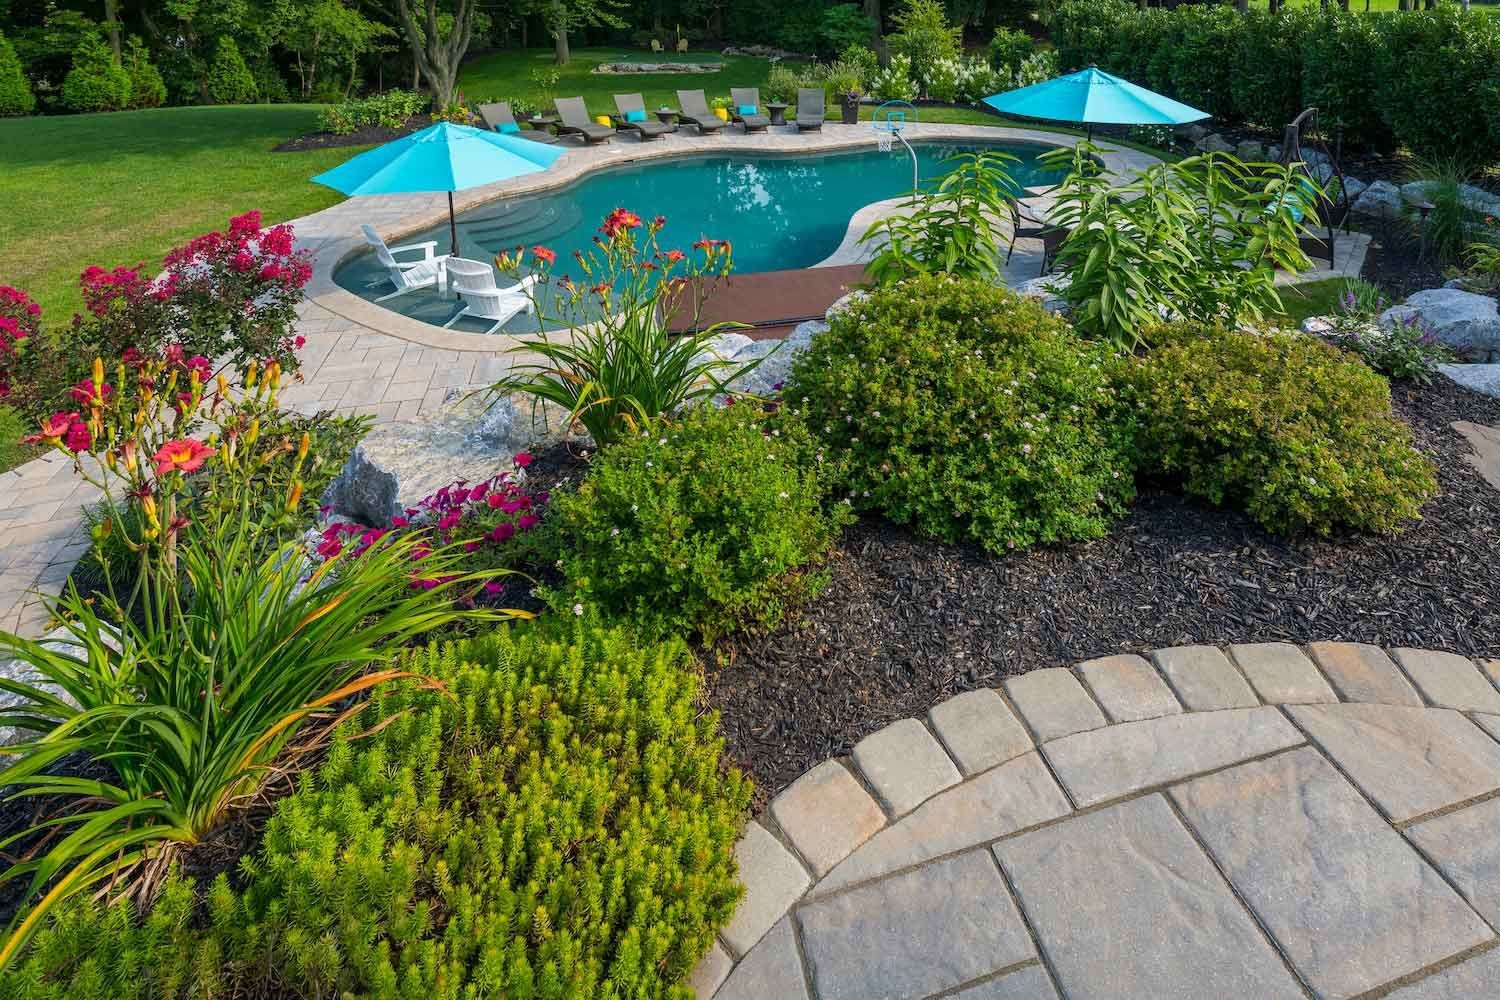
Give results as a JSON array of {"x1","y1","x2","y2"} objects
[
  {"x1": 863, "y1": 0, "x2": 881, "y2": 33},
  {"x1": 395, "y1": 0, "x2": 474, "y2": 109},
  {"x1": 555, "y1": 27, "x2": 570, "y2": 64},
  {"x1": 520, "y1": 17, "x2": 528, "y2": 47},
  {"x1": 103, "y1": 0, "x2": 122, "y2": 61}
]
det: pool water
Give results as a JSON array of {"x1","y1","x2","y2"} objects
[{"x1": 334, "y1": 139, "x2": 1063, "y2": 334}]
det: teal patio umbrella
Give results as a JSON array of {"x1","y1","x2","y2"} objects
[
  {"x1": 982, "y1": 66, "x2": 1208, "y2": 141},
  {"x1": 311, "y1": 122, "x2": 566, "y2": 256}
]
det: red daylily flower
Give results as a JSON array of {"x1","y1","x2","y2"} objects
[{"x1": 152, "y1": 438, "x2": 217, "y2": 476}]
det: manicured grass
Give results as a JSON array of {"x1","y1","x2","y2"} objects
[
  {"x1": 458, "y1": 46, "x2": 773, "y2": 115},
  {"x1": 0, "y1": 406, "x2": 37, "y2": 473},
  {"x1": 0, "y1": 105, "x2": 363, "y2": 319},
  {"x1": 1274, "y1": 277, "x2": 1349, "y2": 326}
]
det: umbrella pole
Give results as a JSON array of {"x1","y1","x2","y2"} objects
[
  {"x1": 1086, "y1": 123, "x2": 1093, "y2": 144},
  {"x1": 448, "y1": 191, "x2": 459, "y2": 257}
]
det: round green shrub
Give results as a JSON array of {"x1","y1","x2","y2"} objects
[
  {"x1": 0, "y1": 29, "x2": 36, "y2": 116},
  {"x1": 60, "y1": 34, "x2": 131, "y2": 113},
  {"x1": 205, "y1": 36, "x2": 256, "y2": 105},
  {"x1": 1128, "y1": 326, "x2": 1438, "y2": 536},
  {"x1": 1, "y1": 621, "x2": 752, "y2": 1000},
  {"x1": 124, "y1": 37, "x2": 166, "y2": 109},
  {"x1": 555, "y1": 401, "x2": 850, "y2": 643},
  {"x1": 988, "y1": 27, "x2": 1033, "y2": 74},
  {"x1": 790, "y1": 275, "x2": 1138, "y2": 554}
]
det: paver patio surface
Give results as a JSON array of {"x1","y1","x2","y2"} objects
[{"x1": 698, "y1": 642, "x2": 1500, "y2": 1000}]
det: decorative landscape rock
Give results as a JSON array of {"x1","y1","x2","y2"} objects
[
  {"x1": 1342, "y1": 175, "x2": 1368, "y2": 202},
  {"x1": 1381, "y1": 288, "x2": 1500, "y2": 361},
  {"x1": 0, "y1": 624, "x2": 119, "y2": 746},
  {"x1": 1012, "y1": 273, "x2": 1069, "y2": 314},
  {"x1": 1353, "y1": 179, "x2": 1404, "y2": 219},
  {"x1": 1400, "y1": 180, "x2": 1500, "y2": 217},
  {"x1": 1235, "y1": 140, "x2": 1265, "y2": 161},
  {"x1": 1440, "y1": 363, "x2": 1500, "y2": 398},
  {"x1": 322, "y1": 391, "x2": 583, "y2": 527},
  {"x1": 593, "y1": 61, "x2": 722, "y2": 74},
  {"x1": 1196, "y1": 133, "x2": 1235, "y2": 155}
]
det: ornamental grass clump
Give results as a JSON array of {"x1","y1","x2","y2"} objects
[
  {"x1": 790, "y1": 274, "x2": 1137, "y2": 554},
  {"x1": 554, "y1": 401, "x2": 851, "y2": 642},
  {"x1": 0, "y1": 355, "x2": 509, "y2": 966},
  {"x1": 0, "y1": 620, "x2": 751, "y2": 1000},
  {"x1": 1128, "y1": 326, "x2": 1438, "y2": 535}
]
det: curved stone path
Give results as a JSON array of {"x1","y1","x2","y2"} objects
[{"x1": 694, "y1": 642, "x2": 1500, "y2": 1000}]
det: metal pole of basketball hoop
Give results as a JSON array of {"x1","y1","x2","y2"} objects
[{"x1": 877, "y1": 125, "x2": 918, "y2": 191}]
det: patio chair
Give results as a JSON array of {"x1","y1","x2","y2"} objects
[
  {"x1": 676, "y1": 90, "x2": 729, "y2": 135},
  {"x1": 730, "y1": 87, "x2": 770, "y2": 132},
  {"x1": 794, "y1": 88, "x2": 825, "y2": 132},
  {"x1": 553, "y1": 97, "x2": 616, "y2": 145},
  {"x1": 440, "y1": 257, "x2": 540, "y2": 334},
  {"x1": 361, "y1": 225, "x2": 447, "y2": 301},
  {"x1": 613, "y1": 93, "x2": 673, "y2": 141},
  {"x1": 1004, "y1": 212, "x2": 1070, "y2": 274},
  {"x1": 476, "y1": 101, "x2": 559, "y2": 144}
]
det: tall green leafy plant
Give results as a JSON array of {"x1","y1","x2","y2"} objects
[
  {"x1": 886, "y1": 0, "x2": 961, "y2": 96},
  {"x1": 1042, "y1": 143, "x2": 1316, "y2": 349},
  {"x1": 0, "y1": 357, "x2": 510, "y2": 967},
  {"x1": 485, "y1": 208, "x2": 762, "y2": 447},
  {"x1": 859, "y1": 151, "x2": 1021, "y2": 285}
]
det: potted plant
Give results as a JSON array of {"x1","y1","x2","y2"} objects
[
  {"x1": 710, "y1": 95, "x2": 731, "y2": 121},
  {"x1": 825, "y1": 61, "x2": 863, "y2": 125}
]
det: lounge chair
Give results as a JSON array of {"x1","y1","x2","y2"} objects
[
  {"x1": 361, "y1": 225, "x2": 447, "y2": 301},
  {"x1": 794, "y1": 88, "x2": 825, "y2": 132},
  {"x1": 477, "y1": 102, "x2": 559, "y2": 144},
  {"x1": 613, "y1": 93, "x2": 673, "y2": 141},
  {"x1": 553, "y1": 97, "x2": 616, "y2": 145},
  {"x1": 676, "y1": 90, "x2": 728, "y2": 135},
  {"x1": 441, "y1": 257, "x2": 539, "y2": 334},
  {"x1": 730, "y1": 87, "x2": 770, "y2": 133}
]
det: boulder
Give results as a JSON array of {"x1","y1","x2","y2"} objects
[
  {"x1": 705, "y1": 331, "x2": 755, "y2": 358},
  {"x1": 1441, "y1": 364, "x2": 1500, "y2": 400},
  {"x1": 1341, "y1": 176, "x2": 1368, "y2": 203},
  {"x1": 784, "y1": 319, "x2": 829, "y2": 353},
  {"x1": 1312, "y1": 162, "x2": 1336, "y2": 184},
  {"x1": 1235, "y1": 140, "x2": 1266, "y2": 162},
  {"x1": 1400, "y1": 180, "x2": 1500, "y2": 216},
  {"x1": 731, "y1": 338, "x2": 781, "y2": 361},
  {"x1": 321, "y1": 391, "x2": 585, "y2": 527},
  {"x1": 1300, "y1": 315, "x2": 1335, "y2": 335},
  {"x1": 1013, "y1": 274, "x2": 1071, "y2": 314},
  {"x1": 825, "y1": 290, "x2": 868, "y2": 321},
  {"x1": 1196, "y1": 133, "x2": 1235, "y2": 155},
  {"x1": 1380, "y1": 288, "x2": 1500, "y2": 362},
  {"x1": 1179, "y1": 123, "x2": 1211, "y2": 144},
  {"x1": 1353, "y1": 180, "x2": 1404, "y2": 220},
  {"x1": 1266, "y1": 144, "x2": 1282, "y2": 163}
]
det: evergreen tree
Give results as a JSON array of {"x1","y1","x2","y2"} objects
[
  {"x1": 60, "y1": 33, "x2": 131, "y2": 113},
  {"x1": 206, "y1": 36, "x2": 257, "y2": 104},
  {"x1": 0, "y1": 30, "x2": 35, "y2": 116},
  {"x1": 125, "y1": 36, "x2": 167, "y2": 109}
]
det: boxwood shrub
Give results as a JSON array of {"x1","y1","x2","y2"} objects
[
  {"x1": 789, "y1": 274, "x2": 1137, "y2": 554},
  {"x1": 1, "y1": 620, "x2": 750, "y2": 1000},
  {"x1": 1128, "y1": 326, "x2": 1438, "y2": 536},
  {"x1": 554, "y1": 400, "x2": 851, "y2": 643}
]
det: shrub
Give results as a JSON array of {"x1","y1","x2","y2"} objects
[
  {"x1": 988, "y1": 26, "x2": 1033, "y2": 74},
  {"x1": 837, "y1": 41, "x2": 879, "y2": 88},
  {"x1": 1043, "y1": 143, "x2": 1315, "y2": 349},
  {"x1": 1050, "y1": 0, "x2": 1127, "y2": 71},
  {"x1": 818, "y1": 5, "x2": 876, "y2": 59},
  {"x1": 790, "y1": 275, "x2": 1137, "y2": 554},
  {"x1": 0, "y1": 620, "x2": 752, "y2": 998},
  {"x1": 923, "y1": 55, "x2": 962, "y2": 103},
  {"x1": 1376, "y1": 7, "x2": 1500, "y2": 164},
  {"x1": 124, "y1": 36, "x2": 165, "y2": 108},
  {"x1": 555, "y1": 402, "x2": 849, "y2": 642},
  {"x1": 872, "y1": 53, "x2": 918, "y2": 102},
  {"x1": 487, "y1": 209, "x2": 758, "y2": 448},
  {"x1": 60, "y1": 33, "x2": 131, "y2": 113},
  {"x1": 0, "y1": 29, "x2": 35, "y2": 116},
  {"x1": 205, "y1": 36, "x2": 256, "y2": 105},
  {"x1": 764, "y1": 60, "x2": 803, "y2": 103},
  {"x1": 0, "y1": 356, "x2": 504, "y2": 963},
  {"x1": 886, "y1": 0, "x2": 961, "y2": 96},
  {"x1": 1299, "y1": 10, "x2": 1392, "y2": 153},
  {"x1": 1229, "y1": 7, "x2": 1311, "y2": 130},
  {"x1": 1128, "y1": 326, "x2": 1438, "y2": 535},
  {"x1": 1166, "y1": 4, "x2": 1238, "y2": 122}
]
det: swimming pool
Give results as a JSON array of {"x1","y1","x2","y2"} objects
[{"x1": 334, "y1": 139, "x2": 1064, "y2": 334}]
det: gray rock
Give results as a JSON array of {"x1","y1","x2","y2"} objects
[
  {"x1": 1235, "y1": 139, "x2": 1265, "y2": 161},
  {"x1": 799, "y1": 849, "x2": 1035, "y2": 1000},
  {"x1": 824, "y1": 289, "x2": 867, "y2": 321},
  {"x1": 1342, "y1": 175, "x2": 1368, "y2": 202},
  {"x1": 995, "y1": 795, "x2": 1304, "y2": 1000},
  {"x1": 784, "y1": 319, "x2": 828, "y2": 352},
  {"x1": 1312, "y1": 161, "x2": 1336, "y2": 184},
  {"x1": 1353, "y1": 179, "x2": 1404, "y2": 219},
  {"x1": 706, "y1": 331, "x2": 754, "y2": 358},
  {"x1": 1300, "y1": 315, "x2": 1335, "y2": 334},
  {"x1": 729, "y1": 338, "x2": 779, "y2": 361},
  {"x1": 1266, "y1": 143, "x2": 1282, "y2": 163},
  {"x1": 1302, "y1": 147, "x2": 1330, "y2": 167},
  {"x1": 1012, "y1": 274, "x2": 1070, "y2": 314},
  {"x1": 1452, "y1": 419, "x2": 1500, "y2": 493},
  {"x1": 1440, "y1": 363, "x2": 1500, "y2": 397},
  {"x1": 1380, "y1": 288, "x2": 1500, "y2": 360},
  {"x1": 1197, "y1": 133, "x2": 1235, "y2": 155},
  {"x1": 1040, "y1": 706, "x2": 1303, "y2": 808},
  {"x1": 1288, "y1": 703, "x2": 1500, "y2": 823},
  {"x1": 1178, "y1": 123, "x2": 1211, "y2": 143},
  {"x1": 720, "y1": 343, "x2": 791, "y2": 400},
  {"x1": 1171, "y1": 747, "x2": 1491, "y2": 998},
  {"x1": 1400, "y1": 179, "x2": 1500, "y2": 216}
]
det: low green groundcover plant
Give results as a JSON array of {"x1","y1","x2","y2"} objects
[
  {"x1": 555, "y1": 400, "x2": 851, "y2": 642},
  {"x1": 1, "y1": 620, "x2": 750, "y2": 1000},
  {"x1": 1128, "y1": 326, "x2": 1438, "y2": 535},
  {"x1": 790, "y1": 274, "x2": 1137, "y2": 554}
]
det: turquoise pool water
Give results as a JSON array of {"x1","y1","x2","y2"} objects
[{"x1": 334, "y1": 139, "x2": 1063, "y2": 333}]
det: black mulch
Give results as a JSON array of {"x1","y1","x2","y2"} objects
[
  {"x1": 703, "y1": 378, "x2": 1500, "y2": 806},
  {"x1": 274, "y1": 114, "x2": 438, "y2": 152}
]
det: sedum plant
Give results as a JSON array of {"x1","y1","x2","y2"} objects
[
  {"x1": 0, "y1": 355, "x2": 509, "y2": 967},
  {"x1": 485, "y1": 208, "x2": 763, "y2": 448},
  {"x1": 0, "y1": 620, "x2": 752, "y2": 1000},
  {"x1": 1042, "y1": 143, "x2": 1316, "y2": 349},
  {"x1": 860, "y1": 150, "x2": 1022, "y2": 286},
  {"x1": 554, "y1": 401, "x2": 851, "y2": 643}
]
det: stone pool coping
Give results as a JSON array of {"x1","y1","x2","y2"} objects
[{"x1": 293, "y1": 122, "x2": 1160, "y2": 353}]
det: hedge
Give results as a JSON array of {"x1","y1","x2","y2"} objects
[{"x1": 1050, "y1": 0, "x2": 1500, "y2": 163}]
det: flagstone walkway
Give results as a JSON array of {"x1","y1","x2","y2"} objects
[{"x1": 697, "y1": 642, "x2": 1500, "y2": 1000}]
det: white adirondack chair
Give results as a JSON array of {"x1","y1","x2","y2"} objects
[
  {"x1": 441, "y1": 257, "x2": 540, "y2": 334},
  {"x1": 361, "y1": 224, "x2": 447, "y2": 302}
]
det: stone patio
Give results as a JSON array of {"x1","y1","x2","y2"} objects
[{"x1": 697, "y1": 642, "x2": 1500, "y2": 1000}]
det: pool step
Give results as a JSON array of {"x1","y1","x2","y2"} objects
[{"x1": 459, "y1": 200, "x2": 583, "y2": 250}]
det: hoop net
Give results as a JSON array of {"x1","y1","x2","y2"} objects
[{"x1": 877, "y1": 133, "x2": 893, "y2": 152}]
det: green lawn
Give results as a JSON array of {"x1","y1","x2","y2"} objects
[
  {"x1": 1274, "y1": 277, "x2": 1349, "y2": 326},
  {"x1": 0, "y1": 105, "x2": 360, "y2": 319},
  {"x1": 458, "y1": 46, "x2": 773, "y2": 116},
  {"x1": 0, "y1": 407, "x2": 36, "y2": 472}
]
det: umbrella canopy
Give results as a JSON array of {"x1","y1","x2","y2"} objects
[
  {"x1": 311, "y1": 122, "x2": 566, "y2": 254},
  {"x1": 982, "y1": 66, "x2": 1208, "y2": 132}
]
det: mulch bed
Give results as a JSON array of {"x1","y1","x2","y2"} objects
[
  {"x1": 703, "y1": 377, "x2": 1500, "y2": 805},
  {"x1": 274, "y1": 114, "x2": 438, "y2": 153}
]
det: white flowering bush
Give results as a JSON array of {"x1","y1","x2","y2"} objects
[
  {"x1": 925, "y1": 57, "x2": 963, "y2": 102},
  {"x1": 872, "y1": 54, "x2": 919, "y2": 102},
  {"x1": 1013, "y1": 49, "x2": 1059, "y2": 89},
  {"x1": 954, "y1": 57, "x2": 1008, "y2": 104},
  {"x1": 552, "y1": 401, "x2": 851, "y2": 643}
]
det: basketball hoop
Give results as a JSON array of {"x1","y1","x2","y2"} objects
[
  {"x1": 872, "y1": 100, "x2": 920, "y2": 191},
  {"x1": 877, "y1": 132, "x2": 892, "y2": 153}
]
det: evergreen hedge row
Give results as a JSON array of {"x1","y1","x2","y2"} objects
[{"x1": 1051, "y1": 0, "x2": 1500, "y2": 163}]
